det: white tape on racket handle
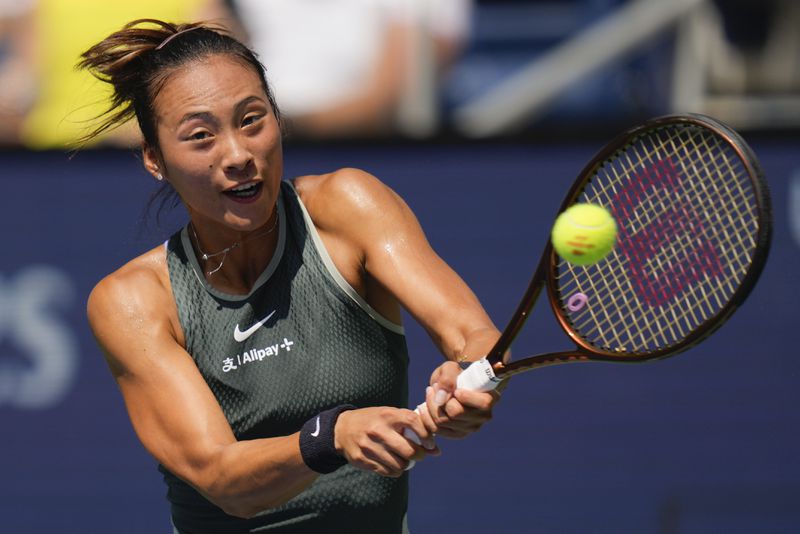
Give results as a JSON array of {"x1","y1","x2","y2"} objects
[
  {"x1": 404, "y1": 359, "x2": 502, "y2": 468},
  {"x1": 454, "y1": 358, "x2": 503, "y2": 392}
]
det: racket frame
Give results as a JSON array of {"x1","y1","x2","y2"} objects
[{"x1": 487, "y1": 114, "x2": 772, "y2": 379}]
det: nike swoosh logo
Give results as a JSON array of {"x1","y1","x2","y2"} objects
[
  {"x1": 233, "y1": 310, "x2": 276, "y2": 342},
  {"x1": 310, "y1": 416, "x2": 321, "y2": 437}
]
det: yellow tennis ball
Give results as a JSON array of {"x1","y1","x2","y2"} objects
[{"x1": 551, "y1": 203, "x2": 618, "y2": 265}]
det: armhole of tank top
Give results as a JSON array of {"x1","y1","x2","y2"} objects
[
  {"x1": 287, "y1": 181, "x2": 405, "y2": 336},
  {"x1": 161, "y1": 236, "x2": 190, "y2": 351}
]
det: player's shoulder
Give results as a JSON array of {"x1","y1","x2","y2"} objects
[
  {"x1": 293, "y1": 167, "x2": 388, "y2": 203},
  {"x1": 87, "y1": 245, "x2": 172, "y2": 332},
  {"x1": 293, "y1": 168, "x2": 401, "y2": 229}
]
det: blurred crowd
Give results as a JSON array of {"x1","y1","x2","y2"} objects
[
  {"x1": 0, "y1": 0, "x2": 473, "y2": 149},
  {"x1": 1, "y1": 0, "x2": 798, "y2": 150}
]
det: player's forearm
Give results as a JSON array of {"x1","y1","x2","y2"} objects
[
  {"x1": 191, "y1": 433, "x2": 317, "y2": 518},
  {"x1": 457, "y1": 325, "x2": 502, "y2": 362},
  {"x1": 424, "y1": 279, "x2": 500, "y2": 364}
]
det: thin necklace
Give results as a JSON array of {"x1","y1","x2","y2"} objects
[{"x1": 190, "y1": 211, "x2": 279, "y2": 276}]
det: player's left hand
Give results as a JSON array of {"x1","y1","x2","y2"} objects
[{"x1": 418, "y1": 361, "x2": 500, "y2": 439}]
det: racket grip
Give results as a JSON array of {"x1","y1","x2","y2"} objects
[
  {"x1": 454, "y1": 358, "x2": 504, "y2": 392},
  {"x1": 404, "y1": 359, "x2": 502, "y2": 467}
]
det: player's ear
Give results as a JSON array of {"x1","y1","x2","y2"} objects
[{"x1": 142, "y1": 143, "x2": 164, "y2": 181}]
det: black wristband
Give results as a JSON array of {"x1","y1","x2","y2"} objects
[{"x1": 299, "y1": 405, "x2": 357, "y2": 474}]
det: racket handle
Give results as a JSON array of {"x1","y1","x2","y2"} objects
[
  {"x1": 404, "y1": 359, "x2": 502, "y2": 467},
  {"x1": 454, "y1": 357, "x2": 504, "y2": 392}
]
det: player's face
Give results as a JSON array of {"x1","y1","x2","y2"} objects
[{"x1": 144, "y1": 54, "x2": 283, "y2": 235}]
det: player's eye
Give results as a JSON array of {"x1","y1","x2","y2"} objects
[
  {"x1": 187, "y1": 130, "x2": 212, "y2": 141},
  {"x1": 242, "y1": 114, "x2": 263, "y2": 128}
]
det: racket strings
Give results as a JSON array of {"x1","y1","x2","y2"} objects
[
  {"x1": 611, "y1": 130, "x2": 749, "y2": 344},
  {"x1": 617, "y1": 128, "x2": 753, "y2": 343},
  {"x1": 675, "y1": 137, "x2": 758, "y2": 298},
  {"x1": 555, "y1": 123, "x2": 761, "y2": 354},
  {"x1": 570, "y1": 133, "x2": 719, "y2": 344}
]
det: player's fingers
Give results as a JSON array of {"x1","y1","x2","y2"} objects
[
  {"x1": 429, "y1": 361, "x2": 460, "y2": 402},
  {"x1": 385, "y1": 416, "x2": 440, "y2": 466},
  {"x1": 447, "y1": 395, "x2": 495, "y2": 426},
  {"x1": 365, "y1": 418, "x2": 415, "y2": 473},
  {"x1": 436, "y1": 422, "x2": 482, "y2": 439},
  {"x1": 418, "y1": 388, "x2": 439, "y2": 435},
  {"x1": 436, "y1": 361, "x2": 461, "y2": 389},
  {"x1": 437, "y1": 400, "x2": 484, "y2": 430},
  {"x1": 442, "y1": 397, "x2": 466, "y2": 420},
  {"x1": 403, "y1": 407, "x2": 439, "y2": 454},
  {"x1": 453, "y1": 388, "x2": 496, "y2": 412},
  {"x1": 425, "y1": 384, "x2": 450, "y2": 426},
  {"x1": 344, "y1": 439, "x2": 400, "y2": 476},
  {"x1": 431, "y1": 395, "x2": 494, "y2": 438},
  {"x1": 362, "y1": 446, "x2": 408, "y2": 477},
  {"x1": 394, "y1": 408, "x2": 438, "y2": 455}
]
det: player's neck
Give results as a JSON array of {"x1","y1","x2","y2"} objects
[{"x1": 190, "y1": 212, "x2": 280, "y2": 294}]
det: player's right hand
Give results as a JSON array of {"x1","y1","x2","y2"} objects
[{"x1": 333, "y1": 407, "x2": 439, "y2": 477}]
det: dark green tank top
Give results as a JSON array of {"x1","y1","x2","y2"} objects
[{"x1": 162, "y1": 180, "x2": 410, "y2": 533}]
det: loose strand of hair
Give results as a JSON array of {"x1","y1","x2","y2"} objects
[
  {"x1": 73, "y1": 19, "x2": 251, "y2": 149},
  {"x1": 74, "y1": 20, "x2": 184, "y2": 147}
]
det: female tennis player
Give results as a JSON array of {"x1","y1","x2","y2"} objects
[{"x1": 84, "y1": 19, "x2": 501, "y2": 534}]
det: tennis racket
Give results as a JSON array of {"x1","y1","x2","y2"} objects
[{"x1": 407, "y1": 113, "x2": 771, "y2": 442}]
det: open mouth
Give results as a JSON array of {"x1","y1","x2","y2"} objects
[{"x1": 224, "y1": 182, "x2": 263, "y2": 202}]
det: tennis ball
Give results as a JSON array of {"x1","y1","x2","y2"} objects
[{"x1": 551, "y1": 203, "x2": 617, "y2": 265}]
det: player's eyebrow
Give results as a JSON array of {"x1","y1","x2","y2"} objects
[
  {"x1": 235, "y1": 95, "x2": 268, "y2": 113},
  {"x1": 178, "y1": 111, "x2": 218, "y2": 127},
  {"x1": 177, "y1": 96, "x2": 268, "y2": 127}
]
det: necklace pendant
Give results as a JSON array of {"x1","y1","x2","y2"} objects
[{"x1": 190, "y1": 211, "x2": 278, "y2": 277}]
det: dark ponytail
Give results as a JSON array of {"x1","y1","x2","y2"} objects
[{"x1": 77, "y1": 18, "x2": 281, "y2": 147}]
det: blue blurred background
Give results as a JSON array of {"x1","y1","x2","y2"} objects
[{"x1": 2, "y1": 1, "x2": 799, "y2": 532}]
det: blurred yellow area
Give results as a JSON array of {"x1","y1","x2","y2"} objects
[{"x1": 21, "y1": 0, "x2": 207, "y2": 149}]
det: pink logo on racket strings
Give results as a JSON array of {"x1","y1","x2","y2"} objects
[
  {"x1": 610, "y1": 159, "x2": 724, "y2": 307},
  {"x1": 567, "y1": 293, "x2": 588, "y2": 312}
]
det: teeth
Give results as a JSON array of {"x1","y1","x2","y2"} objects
[{"x1": 231, "y1": 183, "x2": 257, "y2": 192}]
